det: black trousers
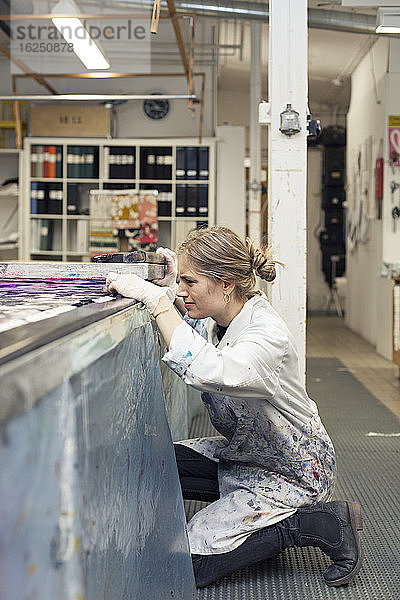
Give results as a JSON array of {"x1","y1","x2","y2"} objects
[
  {"x1": 174, "y1": 442, "x2": 220, "y2": 502},
  {"x1": 174, "y1": 443, "x2": 291, "y2": 588},
  {"x1": 174, "y1": 445, "x2": 362, "y2": 589}
]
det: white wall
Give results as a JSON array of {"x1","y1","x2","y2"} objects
[
  {"x1": 215, "y1": 125, "x2": 246, "y2": 238},
  {"x1": 113, "y1": 72, "x2": 214, "y2": 139},
  {"x1": 218, "y1": 88, "x2": 250, "y2": 129},
  {"x1": 346, "y1": 37, "x2": 390, "y2": 355}
]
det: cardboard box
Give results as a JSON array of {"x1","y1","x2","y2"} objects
[{"x1": 30, "y1": 105, "x2": 110, "y2": 137}]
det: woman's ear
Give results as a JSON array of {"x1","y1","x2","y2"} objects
[{"x1": 222, "y1": 281, "x2": 235, "y2": 296}]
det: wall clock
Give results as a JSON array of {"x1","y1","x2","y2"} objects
[{"x1": 143, "y1": 97, "x2": 170, "y2": 120}]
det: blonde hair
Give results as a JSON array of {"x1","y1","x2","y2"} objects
[{"x1": 176, "y1": 226, "x2": 281, "y2": 300}]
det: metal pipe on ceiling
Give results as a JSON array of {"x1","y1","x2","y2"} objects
[
  {"x1": 87, "y1": 0, "x2": 378, "y2": 35},
  {"x1": 179, "y1": 4, "x2": 376, "y2": 35},
  {"x1": 0, "y1": 94, "x2": 196, "y2": 101}
]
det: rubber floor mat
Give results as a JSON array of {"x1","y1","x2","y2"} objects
[{"x1": 184, "y1": 357, "x2": 400, "y2": 599}]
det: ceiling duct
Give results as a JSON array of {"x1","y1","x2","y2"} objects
[{"x1": 98, "y1": 1, "x2": 378, "y2": 35}]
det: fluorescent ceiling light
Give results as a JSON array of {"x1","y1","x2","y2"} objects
[
  {"x1": 180, "y1": 2, "x2": 267, "y2": 16},
  {"x1": 52, "y1": 0, "x2": 110, "y2": 70},
  {"x1": 376, "y1": 7, "x2": 400, "y2": 34}
]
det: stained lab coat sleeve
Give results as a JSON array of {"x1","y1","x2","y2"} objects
[{"x1": 162, "y1": 320, "x2": 287, "y2": 399}]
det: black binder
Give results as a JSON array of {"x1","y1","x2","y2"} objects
[
  {"x1": 198, "y1": 147, "x2": 209, "y2": 179},
  {"x1": 67, "y1": 146, "x2": 79, "y2": 178},
  {"x1": 37, "y1": 182, "x2": 47, "y2": 214},
  {"x1": 140, "y1": 147, "x2": 156, "y2": 179},
  {"x1": 185, "y1": 147, "x2": 198, "y2": 179},
  {"x1": 176, "y1": 147, "x2": 186, "y2": 179},
  {"x1": 155, "y1": 147, "x2": 173, "y2": 180},
  {"x1": 198, "y1": 184, "x2": 208, "y2": 217},
  {"x1": 176, "y1": 184, "x2": 186, "y2": 216},
  {"x1": 108, "y1": 146, "x2": 135, "y2": 179},
  {"x1": 186, "y1": 184, "x2": 198, "y2": 216},
  {"x1": 67, "y1": 183, "x2": 80, "y2": 215},
  {"x1": 47, "y1": 184, "x2": 63, "y2": 215}
]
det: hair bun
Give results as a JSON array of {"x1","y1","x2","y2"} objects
[{"x1": 246, "y1": 238, "x2": 278, "y2": 283}]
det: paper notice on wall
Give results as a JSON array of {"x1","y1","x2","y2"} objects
[{"x1": 388, "y1": 116, "x2": 400, "y2": 166}]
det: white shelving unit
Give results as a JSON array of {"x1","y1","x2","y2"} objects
[
  {"x1": 21, "y1": 137, "x2": 216, "y2": 262},
  {"x1": 0, "y1": 148, "x2": 22, "y2": 260}
]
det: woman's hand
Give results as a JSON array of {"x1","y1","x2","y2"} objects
[
  {"x1": 106, "y1": 271, "x2": 183, "y2": 347},
  {"x1": 154, "y1": 247, "x2": 178, "y2": 293},
  {"x1": 105, "y1": 272, "x2": 174, "y2": 314}
]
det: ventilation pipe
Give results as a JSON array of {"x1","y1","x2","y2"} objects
[{"x1": 105, "y1": 0, "x2": 378, "y2": 35}]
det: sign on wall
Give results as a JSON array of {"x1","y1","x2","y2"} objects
[{"x1": 30, "y1": 105, "x2": 110, "y2": 137}]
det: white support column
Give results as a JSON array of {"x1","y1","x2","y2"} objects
[
  {"x1": 268, "y1": 0, "x2": 308, "y2": 380},
  {"x1": 249, "y1": 21, "x2": 262, "y2": 245}
]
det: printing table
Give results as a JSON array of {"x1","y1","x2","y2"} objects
[{"x1": 0, "y1": 262, "x2": 196, "y2": 600}]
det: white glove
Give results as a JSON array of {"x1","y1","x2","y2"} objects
[
  {"x1": 154, "y1": 247, "x2": 178, "y2": 294},
  {"x1": 105, "y1": 272, "x2": 175, "y2": 314}
]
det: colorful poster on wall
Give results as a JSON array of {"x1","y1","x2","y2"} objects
[{"x1": 388, "y1": 116, "x2": 400, "y2": 167}]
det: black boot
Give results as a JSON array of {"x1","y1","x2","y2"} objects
[
  {"x1": 191, "y1": 500, "x2": 362, "y2": 588},
  {"x1": 296, "y1": 500, "x2": 363, "y2": 586}
]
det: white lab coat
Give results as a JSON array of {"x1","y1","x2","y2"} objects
[{"x1": 162, "y1": 294, "x2": 336, "y2": 555}]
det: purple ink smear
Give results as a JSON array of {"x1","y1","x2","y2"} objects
[
  {"x1": 0, "y1": 277, "x2": 106, "y2": 299},
  {"x1": 0, "y1": 277, "x2": 114, "y2": 326}
]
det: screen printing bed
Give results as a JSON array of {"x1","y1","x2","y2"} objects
[
  {"x1": 0, "y1": 252, "x2": 166, "y2": 364},
  {"x1": 0, "y1": 254, "x2": 196, "y2": 600}
]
